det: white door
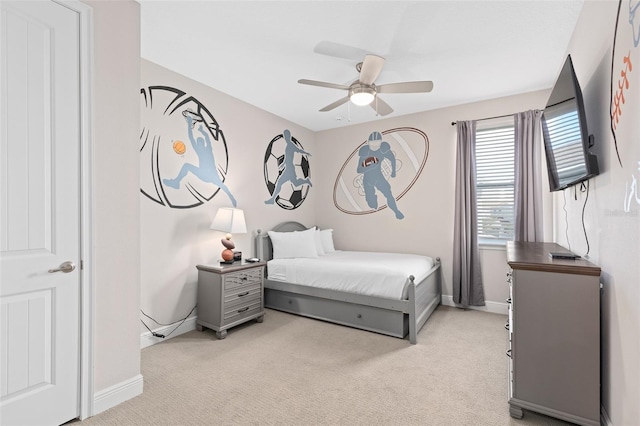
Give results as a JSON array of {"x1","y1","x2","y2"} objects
[{"x1": 0, "y1": 1, "x2": 82, "y2": 425}]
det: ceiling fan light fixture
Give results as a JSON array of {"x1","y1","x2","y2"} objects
[{"x1": 349, "y1": 85, "x2": 376, "y2": 106}]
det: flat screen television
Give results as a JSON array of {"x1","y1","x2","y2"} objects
[{"x1": 542, "y1": 54, "x2": 599, "y2": 191}]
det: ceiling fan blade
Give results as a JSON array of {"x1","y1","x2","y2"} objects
[
  {"x1": 371, "y1": 96, "x2": 393, "y2": 116},
  {"x1": 377, "y1": 81, "x2": 434, "y2": 94},
  {"x1": 358, "y1": 55, "x2": 385, "y2": 85},
  {"x1": 298, "y1": 79, "x2": 349, "y2": 91},
  {"x1": 313, "y1": 41, "x2": 369, "y2": 61},
  {"x1": 320, "y1": 96, "x2": 350, "y2": 112}
]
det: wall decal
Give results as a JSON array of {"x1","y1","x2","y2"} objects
[
  {"x1": 333, "y1": 127, "x2": 429, "y2": 218},
  {"x1": 140, "y1": 86, "x2": 235, "y2": 209},
  {"x1": 263, "y1": 129, "x2": 312, "y2": 210},
  {"x1": 610, "y1": 0, "x2": 639, "y2": 166},
  {"x1": 624, "y1": 161, "x2": 640, "y2": 212},
  {"x1": 610, "y1": 0, "x2": 640, "y2": 212}
]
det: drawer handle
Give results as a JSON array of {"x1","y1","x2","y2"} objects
[
  {"x1": 238, "y1": 291, "x2": 249, "y2": 297},
  {"x1": 237, "y1": 307, "x2": 249, "y2": 313},
  {"x1": 241, "y1": 277, "x2": 248, "y2": 281},
  {"x1": 505, "y1": 322, "x2": 510, "y2": 331},
  {"x1": 506, "y1": 349, "x2": 512, "y2": 358}
]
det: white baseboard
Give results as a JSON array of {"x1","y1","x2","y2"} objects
[
  {"x1": 140, "y1": 315, "x2": 198, "y2": 349},
  {"x1": 601, "y1": 404, "x2": 612, "y2": 426},
  {"x1": 441, "y1": 295, "x2": 508, "y2": 315},
  {"x1": 93, "y1": 374, "x2": 143, "y2": 416}
]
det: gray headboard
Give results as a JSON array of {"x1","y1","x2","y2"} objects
[{"x1": 255, "y1": 221, "x2": 309, "y2": 261}]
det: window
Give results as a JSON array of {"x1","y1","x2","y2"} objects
[{"x1": 475, "y1": 118, "x2": 515, "y2": 244}]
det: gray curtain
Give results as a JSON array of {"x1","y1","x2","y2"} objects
[
  {"x1": 453, "y1": 121, "x2": 485, "y2": 308},
  {"x1": 514, "y1": 110, "x2": 543, "y2": 242}
]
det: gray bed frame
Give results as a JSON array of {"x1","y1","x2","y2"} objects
[{"x1": 255, "y1": 222, "x2": 441, "y2": 344}]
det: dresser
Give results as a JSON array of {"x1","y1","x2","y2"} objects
[
  {"x1": 196, "y1": 261, "x2": 266, "y2": 339},
  {"x1": 506, "y1": 241, "x2": 601, "y2": 426}
]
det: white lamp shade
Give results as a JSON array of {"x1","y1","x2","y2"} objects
[
  {"x1": 350, "y1": 91, "x2": 375, "y2": 106},
  {"x1": 350, "y1": 85, "x2": 376, "y2": 106},
  {"x1": 210, "y1": 208, "x2": 247, "y2": 234}
]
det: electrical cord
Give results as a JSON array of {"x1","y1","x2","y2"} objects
[
  {"x1": 580, "y1": 180, "x2": 591, "y2": 256},
  {"x1": 140, "y1": 305, "x2": 197, "y2": 339},
  {"x1": 563, "y1": 189, "x2": 569, "y2": 245}
]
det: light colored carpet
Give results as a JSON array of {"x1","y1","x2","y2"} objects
[{"x1": 80, "y1": 306, "x2": 570, "y2": 425}]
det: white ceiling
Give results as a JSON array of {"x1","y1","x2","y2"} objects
[{"x1": 139, "y1": 1, "x2": 585, "y2": 132}]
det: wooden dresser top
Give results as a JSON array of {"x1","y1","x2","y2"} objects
[{"x1": 506, "y1": 241, "x2": 601, "y2": 276}]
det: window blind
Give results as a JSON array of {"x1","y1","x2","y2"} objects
[{"x1": 475, "y1": 123, "x2": 515, "y2": 242}]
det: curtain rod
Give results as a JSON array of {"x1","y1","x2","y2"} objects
[{"x1": 451, "y1": 112, "x2": 514, "y2": 126}]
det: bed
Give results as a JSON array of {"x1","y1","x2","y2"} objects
[{"x1": 255, "y1": 221, "x2": 441, "y2": 344}]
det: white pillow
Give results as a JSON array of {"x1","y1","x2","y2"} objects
[
  {"x1": 319, "y1": 229, "x2": 335, "y2": 253},
  {"x1": 314, "y1": 229, "x2": 326, "y2": 256},
  {"x1": 268, "y1": 227, "x2": 318, "y2": 259}
]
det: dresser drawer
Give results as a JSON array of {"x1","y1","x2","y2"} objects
[
  {"x1": 223, "y1": 299, "x2": 262, "y2": 323},
  {"x1": 224, "y1": 288, "x2": 261, "y2": 311},
  {"x1": 224, "y1": 268, "x2": 263, "y2": 290},
  {"x1": 224, "y1": 282, "x2": 261, "y2": 300}
]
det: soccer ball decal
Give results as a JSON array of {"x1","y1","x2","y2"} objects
[{"x1": 264, "y1": 130, "x2": 312, "y2": 210}]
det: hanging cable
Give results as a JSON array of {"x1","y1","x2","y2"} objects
[
  {"x1": 563, "y1": 189, "x2": 571, "y2": 250},
  {"x1": 580, "y1": 180, "x2": 591, "y2": 256}
]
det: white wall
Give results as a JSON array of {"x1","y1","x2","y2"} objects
[
  {"x1": 314, "y1": 90, "x2": 550, "y2": 311},
  {"x1": 556, "y1": 2, "x2": 640, "y2": 424},
  {"x1": 82, "y1": 0, "x2": 142, "y2": 397},
  {"x1": 139, "y1": 60, "x2": 316, "y2": 337}
]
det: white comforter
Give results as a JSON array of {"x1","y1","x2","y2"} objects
[{"x1": 267, "y1": 251, "x2": 435, "y2": 300}]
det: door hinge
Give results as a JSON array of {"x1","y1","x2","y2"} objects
[{"x1": 80, "y1": 260, "x2": 84, "y2": 270}]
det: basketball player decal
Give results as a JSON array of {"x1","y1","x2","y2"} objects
[
  {"x1": 263, "y1": 129, "x2": 312, "y2": 210},
  {"x1": 334, "y1": 128, "x2": 429, "y2": 219},
  {"x1": 140, "y1": 86, "x2": 236, "y2": 209}
]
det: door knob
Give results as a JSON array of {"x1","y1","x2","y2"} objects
[{"x1": 48, "y1": 261, "x2": 76, "y2": 273}]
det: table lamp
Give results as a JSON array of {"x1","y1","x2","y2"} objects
[{"x1": 210, "y1": 208, "x2": 247, "y2": 263}]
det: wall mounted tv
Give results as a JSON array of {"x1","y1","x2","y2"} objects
[{"x1": 542, "y1": 54, "x2": 599, "y2": 191}]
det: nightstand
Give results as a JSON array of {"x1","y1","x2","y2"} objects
[{"x1": 196, "y1": 260, "x2": 266, "y2": 339}]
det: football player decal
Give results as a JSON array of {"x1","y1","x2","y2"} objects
[{"x1": 357, "y1": 131, "x2": 404, "y2": 219}]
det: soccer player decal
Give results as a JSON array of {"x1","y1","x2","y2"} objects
[{"x1": 263, "y1": 129, "x2": 312, "y2": 210}]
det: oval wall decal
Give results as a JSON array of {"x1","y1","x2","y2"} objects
[
  {"x1": 140, "y1": 86, "x2": 235, "y2": 209},
  {"x1": 333, "y1": 127, "x2": 429, "y2": 217}
]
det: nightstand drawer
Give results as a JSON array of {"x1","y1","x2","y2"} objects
[
  {"x1": 224, "y1": 282, "x2": 261, "y2": 299},
  {"x1": 224, "y1": 289, "x2": 261, "y2": 311},
  {"x1": 224, "y1": 300, "x2": 262, "y2": 322},
  {"x1": 225, "y1": 268, "x2": 263, "y2": 289}
]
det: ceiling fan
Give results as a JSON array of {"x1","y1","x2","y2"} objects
[{"x1": 298, "y1": 54, "x2": 433, "y2": 116}]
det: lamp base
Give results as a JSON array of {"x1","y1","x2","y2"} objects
[
  {"x1": 221, "y1": 248, "x2": 235, "y2": 262},
  {"x1": 219, "y1": 259, "x2": 234, "y2": 265}
]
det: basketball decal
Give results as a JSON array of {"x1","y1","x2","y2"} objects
[
  {"x1": 172, "y1": 140, "x2": 186, "y2": 155},
  {"x1": 263, "y1": 129, "x2": 312, "y2": 210},
  {"x1": 140, "y1": 86, "x2": 237, "y2": 209},
  {"x1": 334, "y1": 127, "x2": 429, "y2": 218}
]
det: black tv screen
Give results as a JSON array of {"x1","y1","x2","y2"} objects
[{"x1": 542, "y1": 55, "x2": 599, "y2": 191}]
